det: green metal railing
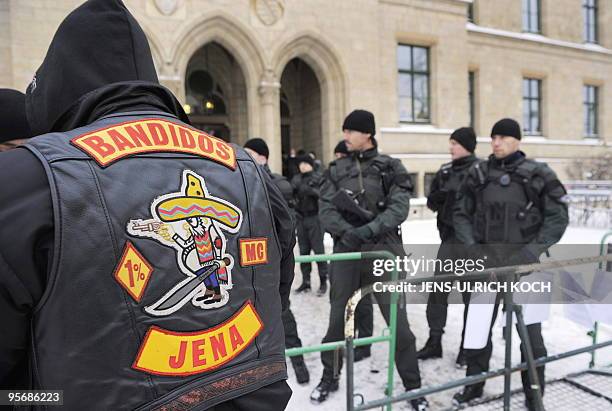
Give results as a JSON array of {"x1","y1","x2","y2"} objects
[
  {"x1": 285, "y1": 251, "x2": 399, "y2": 411},
  {"x1": 285, "y1": 250, "x2": 612, "y2": 411},
  {"x1": 589, "y1": 230, "x2": 612, "y2": 368}
]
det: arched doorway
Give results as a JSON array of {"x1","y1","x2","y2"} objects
[
  {"x1": 280, "y1": 58, "x2": 322, "y2": 178},
  {"x1": 184, "y1": 42, "x2": 248, "y2": 143}
]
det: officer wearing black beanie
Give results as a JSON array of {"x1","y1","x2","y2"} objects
[
  {"x1": 452, "y1": 117, "x2": 568, "y2": 408},
  {"x1": 450, "y1": 127, "x2": 477, "y2": 153},
  {"x1": 333, "y1": 140, "x2": 349, "y2": 158},
  {"x1": 342, "y1": 109, "x2": 377, "y2": 148},
  {"x1": 491, "y1": 118, "x2": 522, "y2": 140},
  {"x1": 417, "y1": 127, "x2": 478, "y2": 365},
  {"x1": 244, "y1": 137, "x2": 270, "y2": 159},
  {"x1": 314, "y1": 109, "x2": 427, "y2": 410}
]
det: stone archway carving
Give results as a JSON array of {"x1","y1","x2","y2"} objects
[
  {"x1": 170, "y1": 13, "x2": 268, "y2": 137},
  {"x1": 272, "y1": 32, "x2": 348, "y2": 164}
]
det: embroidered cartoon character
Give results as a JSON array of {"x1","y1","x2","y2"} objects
[{"x1": 127, "y1": 170, "x2": 243, "y2": 316}]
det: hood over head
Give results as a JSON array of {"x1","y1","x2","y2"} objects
[{"x1": 25, "y1": 0, "x2": 187, "y2": 135}]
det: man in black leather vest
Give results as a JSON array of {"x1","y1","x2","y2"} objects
[
  {"x1": 291, "y1": 154, "x2": 328, "y2": 295},
  {"x1": 244, "y1": 138, "x2": 310, "y2": 386},
  {"x1": 417, "y1": 127, "x2": 478, "y2": 367},
  {"x1": 0, "y1": 2, "x2": 294, "y2": 410},
  {"x1": 312, "y1": 110, "x2": 428, "y2": 411},
  {"x1": 452, "y1": 118, "x2": 568, "y2": 409},
  {"x1": 0, "y1": 89, "x2": 35, "y2": 407}
]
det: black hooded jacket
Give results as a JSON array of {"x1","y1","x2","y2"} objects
[{"x1": 0, "y1": 0, "x2": 295, "y2": 400}]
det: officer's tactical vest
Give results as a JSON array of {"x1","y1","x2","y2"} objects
[
  {"x1": 436, "y1": 158, "x2": 476, "y2": 239},
  {"x1": 330, "y1": 154, "x2": 398, "y2": 221},
  {"x1": 472, "y1": 159, "x2": 543, "y2": 244},
  {"x1": 25, "y1": 112, "x2": 286, "y2": 410}
]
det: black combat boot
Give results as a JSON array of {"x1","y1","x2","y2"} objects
[
  {"x1": 317, "y1": 281, "x2": 327, "y2": 296},
  {"x1": 416, "y1": 335, "x2": 442, "y2": 360},
  {"x1": 452, "y1": 385, "x2": 484, "y2": 405},
  {"x1": 455, "y1": 349, "x2": 467, "y2": 368},
  {"x1": 296, "y1": 282, "x2": 311, "y2": 293},
  {"x1": 410, "y1": 396, "x2": 429, "y2": 411},
  {"x1": 310, "y1": 375, "x2": 339, "y2": 403},
  {"x1": 290, "y1": 356, "x2": 310, "y2": 385}
]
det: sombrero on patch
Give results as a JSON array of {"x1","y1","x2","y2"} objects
[{"x1": 155, "y1": 172, "x2": 241, "y2": 229}]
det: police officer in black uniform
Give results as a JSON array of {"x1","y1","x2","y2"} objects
[
  {"x1": 417, "y1": 127, "x2": 478, "y2": 367},
  {"x1": 244, "y1": 138, "x2": 310, "y2": 385},
  {"x1": 452, "y1": 118, "x2": 569, "y2": 409},
  {"x1": 333, "y1": 140, "x2": 349, "y2": 159},
  {"x1": 0, "y1": 2, "x2": 294, "y2": 410},
  {"x1": 291, "y1": 153, "x2": 328, "y2": 295},
  {"x1": 312, "y1": 110, "x2": 427, "y2": 411},
  {"x1": 329, "y1": 139, "x2": 375, "y2": 363}
]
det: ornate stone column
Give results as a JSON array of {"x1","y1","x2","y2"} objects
[{"x1": 258, "y1": 70, "x2": 282, "y2": 173}]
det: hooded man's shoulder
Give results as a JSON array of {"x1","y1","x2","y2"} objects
[
  {"x1": 0, "y1": 147, "x2": 53, "y2": 298},
  {"x1": 0, "y1": 147, "x2": 49, "y2": 195}
]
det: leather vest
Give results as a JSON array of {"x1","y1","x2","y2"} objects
[
  {"x1": 25, "y1": 112, "x2": 286, "y2": 410},
  {"x1": 473, "y1": 159, "x2": 543, "y2": 244}
]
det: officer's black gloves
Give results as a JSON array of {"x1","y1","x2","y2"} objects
[
  {"x1": 340, "y1": 225, "x2": 373, "y2": 250},
  {"x1": 427, "y1": 190, "x2": 447, "y2": 210}
]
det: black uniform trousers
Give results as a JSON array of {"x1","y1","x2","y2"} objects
[
  {"x1": 465, "y1": 293, "x2": 546, "y2": 402},
  {"x1": 329, "y1": 258, "x2": 374, "y2": 349},
  {"x1": 426, "y1": 241, "x2": 470, "y2": 343},
  {"x1": 296, "y1": 215, "x2": 328, "y2": 285},
  {"x1": 282, "y1": 305, "x2": 303, "y2": 350},
  {"x1": 320, "y1": 242, "x2": 421, "y2": 390}
]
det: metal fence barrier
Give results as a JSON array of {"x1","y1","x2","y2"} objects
[
  {"x1": 285, "y1": 248, "x2": 612, "y2": 411},
  {"x1": 286, "y1": 251, "x2": 399, "y2": 408},
  {"x1": 589, "y1": 230, "x2": 612, "y2": 368}
]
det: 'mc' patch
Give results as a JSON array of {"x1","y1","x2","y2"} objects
[
  {"x1": 133, "y1": 301, "x2": 262, "y2": 376},
  {"x1": 71, "y1": 118, "x2": 236, "y2": 169},
  {"x1": 239, "y1": 238, "x2": 268, "y2": 267}
]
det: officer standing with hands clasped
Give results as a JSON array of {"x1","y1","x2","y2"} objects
[
  {"x1": 0, "y1": 1, "x2": 294, "y2": 410},
  {"x1": 417, "y1": 127, "x2": 478, "y2": 367},
  {"x1": 292, "y1": 153, "x2": 328, "y2": 295},
  {"x1": 452, "y1": 118, "x2": 569, "y2": 409},
  {"x1": 312, "y1": 110, "x2": 428, "y2": 411}
]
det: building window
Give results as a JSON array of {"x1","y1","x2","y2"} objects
[
  {"x1": 523, "y1": 78, "x2": 542, "y2": 135},
  {"x1": 397, "y1": 45, "x2": 430, "y2": 123},
  {"x1": 467, "y1": 2, "x2": 475, "y2": 23},
  {"x1": 409, "y1": 172, "x2": 419, "y2": 197},
  {"x1": 522, "y1": 0, "x2": 541, "y2": 33},
  {"x1": 583, "y1": 0, "x2": 598, "y2": 43},
  {"x1": 469, "y1": 71, "x2": 476, "y2": 130},
  {"x1": 584, "y1": 85, "x2": 599, "y2": 138}
]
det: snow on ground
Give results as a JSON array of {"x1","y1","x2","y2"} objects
[{"x1": 286, "y1": 220, "x2": 612, "y2": 410}]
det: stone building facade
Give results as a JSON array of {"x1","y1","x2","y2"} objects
[{"x1": 1, "y1": 0, "x2": 610, "y2": 195}]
